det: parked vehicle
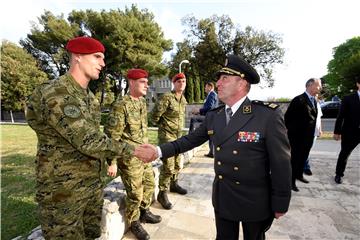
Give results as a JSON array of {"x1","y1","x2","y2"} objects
[{"x1": 321, "y1": 101, "x2": 341, "y2": 118}]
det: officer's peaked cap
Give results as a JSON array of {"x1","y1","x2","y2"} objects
[{"x1": 216, "y1": 55, "x2": 260, "y2": 84}]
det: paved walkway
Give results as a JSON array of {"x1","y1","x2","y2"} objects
[{"x1": 123, "y1": 140, "x2": 360, "y2": 239}]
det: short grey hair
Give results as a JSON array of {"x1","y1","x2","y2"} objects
[{"x1": 305, "y1": 78, "x2": 320, "y2": 88}]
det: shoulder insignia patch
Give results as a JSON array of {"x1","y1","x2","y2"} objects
[
  {"x1": 63, "y1": 104, "x2": 81, "y2": 118},
  {"x1": 108, "y1": 117, "x2": 118, "y2": 127}
]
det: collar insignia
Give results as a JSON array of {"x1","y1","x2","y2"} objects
[{"x1": 243, "y1": 105, "x2": 251, "y2": 114}]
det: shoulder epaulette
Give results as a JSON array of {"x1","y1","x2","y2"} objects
[{"x1": 252, "y1": 100, "x2": 279, "y2": 109}]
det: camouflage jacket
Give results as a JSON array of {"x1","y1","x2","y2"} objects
[
  {"x1": 151, "y1": 91, "x2": 187, "y2": 143},
  {"x1": 104, "y1": 95, "x2": 148, "y2": 163},
  {"x1": 25, "y1": 74, "x2": 134, "y2": 201}
]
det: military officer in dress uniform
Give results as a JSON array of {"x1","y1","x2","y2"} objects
[
  {"x1": 25, "y1": 37, "x2": 151, "y2": 239},
  {"x1": 138, "y1": 55, "x2": 292, "y2": 240},
  {"x1": 105, "y1": 69, "x2": 161, "y2": 240}
]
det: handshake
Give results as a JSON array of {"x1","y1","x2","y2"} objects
[{"x1": 134, "y1": 144, "x2": 159, "y2": 163}]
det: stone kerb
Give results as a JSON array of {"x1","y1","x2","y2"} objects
[{"x1": 13, "y1": 146, "x2": 199, "y2": 240}]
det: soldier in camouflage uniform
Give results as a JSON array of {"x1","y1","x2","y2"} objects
[
  {"x1": 151, "y1": 72, "x2": 188, "y2": 210},
  {"x1": 25, "y1": 37, "x2": 148, "y2": 240},
  {"x1": 104, "y1": 69, "x2": 161, "y2": 240}
]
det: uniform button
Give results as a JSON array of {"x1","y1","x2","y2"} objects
[
  {"x1": 235, "y1": 181, "x2": 240, "y2": 185},
  {"x1": 218, "y1": 175, "x2": 223, "y2": 179},
  {"x1": 234, "y1": 166, "x2": 239, "y2": 171},
  {"x1": 233, "y1": 150, "x2": 238, "y2": 154},
  {"x1": 216, "y1": 147, "x2": 221, "y2": 151},
  {"x1": 217, "y1": 161, "x2": 221, "y2": 165}
]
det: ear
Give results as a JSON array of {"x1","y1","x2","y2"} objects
[
  {"x1": 128, "y1": 79, "x2": 134, "y2": 87},
  {"x1": 74, "y1": 53, "x2": 81, "y2": 62}
]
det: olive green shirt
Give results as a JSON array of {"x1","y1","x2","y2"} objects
[
  {"x1": 151, "y1": 91, "x2": 187, "y2": 143},
  {"x1": 104, "y1": 94, "x2": 148, "y2": 163},
  {"x1": 26, "y1": 74, "x2": 134, "y2": 202}
]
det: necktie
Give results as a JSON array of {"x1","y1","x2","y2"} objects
[
  {"x1": 310, "y1": 96, "x2": 315, "y2": 108},
  {"x1": 226, "y1": 108, "x2": 233, "y2": 125}
]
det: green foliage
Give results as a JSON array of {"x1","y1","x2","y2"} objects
[
  {"x1": 233, "y1": 26, "x2": 285, "y2": 87},
  {"x1": 200, "y1": 81, "x2": 205, "y2": 100},
  {"x1": 20, "y1": 5, "x2": 173, "y2": 99},
  {"x1": 168, "y1": 40, "x2": 193, "y2": 78},
  {"x1": 324, "y1": 36, "x2": 360, "y2": 97},
  {"x1": 1, "y1": 40, "x2": 48, "y2": 111},
  {"x1": 184, "y1": 76, "x2": 194, "y2": 104},
  {"x1": 193, "y1": 75, "x2": 201, "y2": 103},
  {"x1": 170, "y1": 14, "x2": 285, "y2": 88},
  {"x1": 20, "y1": 11, "x2": 77, "y2": 79}
]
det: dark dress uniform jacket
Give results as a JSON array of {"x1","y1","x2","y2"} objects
[
  {"x1": 334, "y1": 92, "x2": 360, "y2": 137},
  {"x1": 284, "y1": 92, "x2": 317, "y2": 141},
  {"x1": 160, "y1": 98, "x2": 292, "y2": 222}
]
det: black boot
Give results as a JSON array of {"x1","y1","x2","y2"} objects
[
  {"x1": 157, "y1": 191, "x2": 173, "y2": 209},
  {"x1": 140, "y1": 209, "x2": 162, "y2": 223},
  {"x1": 170, "y1": 180, "x2": 187, "y2": 195},
  {"x1": 130, "y1": 220, "x2": 150, "y2": 240}
]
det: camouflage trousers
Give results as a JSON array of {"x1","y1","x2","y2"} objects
[
  {"x1": 118, "y1": 157, "x2": 155, "y2": 225},
  {"x1": 158, "y1": 154, "x2": 182, "y2": 191},
  {"x1": 38, "y1": 183, "x2": 103, "y2": 240}
]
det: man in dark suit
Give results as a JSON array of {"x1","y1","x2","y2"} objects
[
  {"x1": 333, "y1": 78, "x2": 360, "y2": 184},
  {"x1": 193, "y1": 81, "x2": 218, "y2": 157},
  {"x1": 284, "y1": 78, "x2": 322, "y2": 192},
  {"x1": 138, "y1": 55, "x2": 292, "y2": 240}
]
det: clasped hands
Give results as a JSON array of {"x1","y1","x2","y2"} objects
[{"x1": 134, "y1": 143, "x2": 159, "y2": 163}]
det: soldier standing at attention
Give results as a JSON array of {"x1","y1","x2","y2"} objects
[
  {"x1": 105, "y1": 69, "x2": 161, "y2": 240},
  {"x1": 25, "y1": 37, "x2": 151, "y2": 239},
  {"x1": 151, "y1": 73, "x2": 188, "y2": 210},
  {"x1": 138, "y1": 55, "x2": 292, "y2": 240}
]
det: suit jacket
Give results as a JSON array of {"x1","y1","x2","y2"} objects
[
  {"x1": 160, "y1": 98, "x2": 291, "y2": 221},
  {"x1": 199, "y1": 91, "x2": 218, "y2": 115},
  {"x1": 334, "y1": 92, "x2": 360, "y2": 137},
  {"x1": 284, "y1": 92, "x2": 317, "y2": 140}
]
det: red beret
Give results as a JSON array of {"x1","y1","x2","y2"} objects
[
  {"x1": 127, "y1": 69, "x2": 149, "y2": 80},
  {"x1": 172, "y1": 72, "x2": 186, "y2": 82},
  {"x1": 66, "y1": 36, "x2": 105, "y2": 54}
]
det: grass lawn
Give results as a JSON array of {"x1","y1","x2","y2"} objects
[
  {"x1": 0, "y1": 124, "x2": 158, "y2": 239},
  {"x1": 1, "y1": 124, "x2": 331, "y2": 239}
]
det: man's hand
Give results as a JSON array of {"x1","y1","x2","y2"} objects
[
  {"x1": 134, "y1": 144, "x2": 158, "y2": 163},
  {"x1": 333, "y1": 134, "x2": 341, "y2": 141},
  {"x1": 107, "y1": 164, "x2": 117, "y2": 177},
  {"x1": 274, "y1": 212, "x2": 286, "y2": 219}
]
